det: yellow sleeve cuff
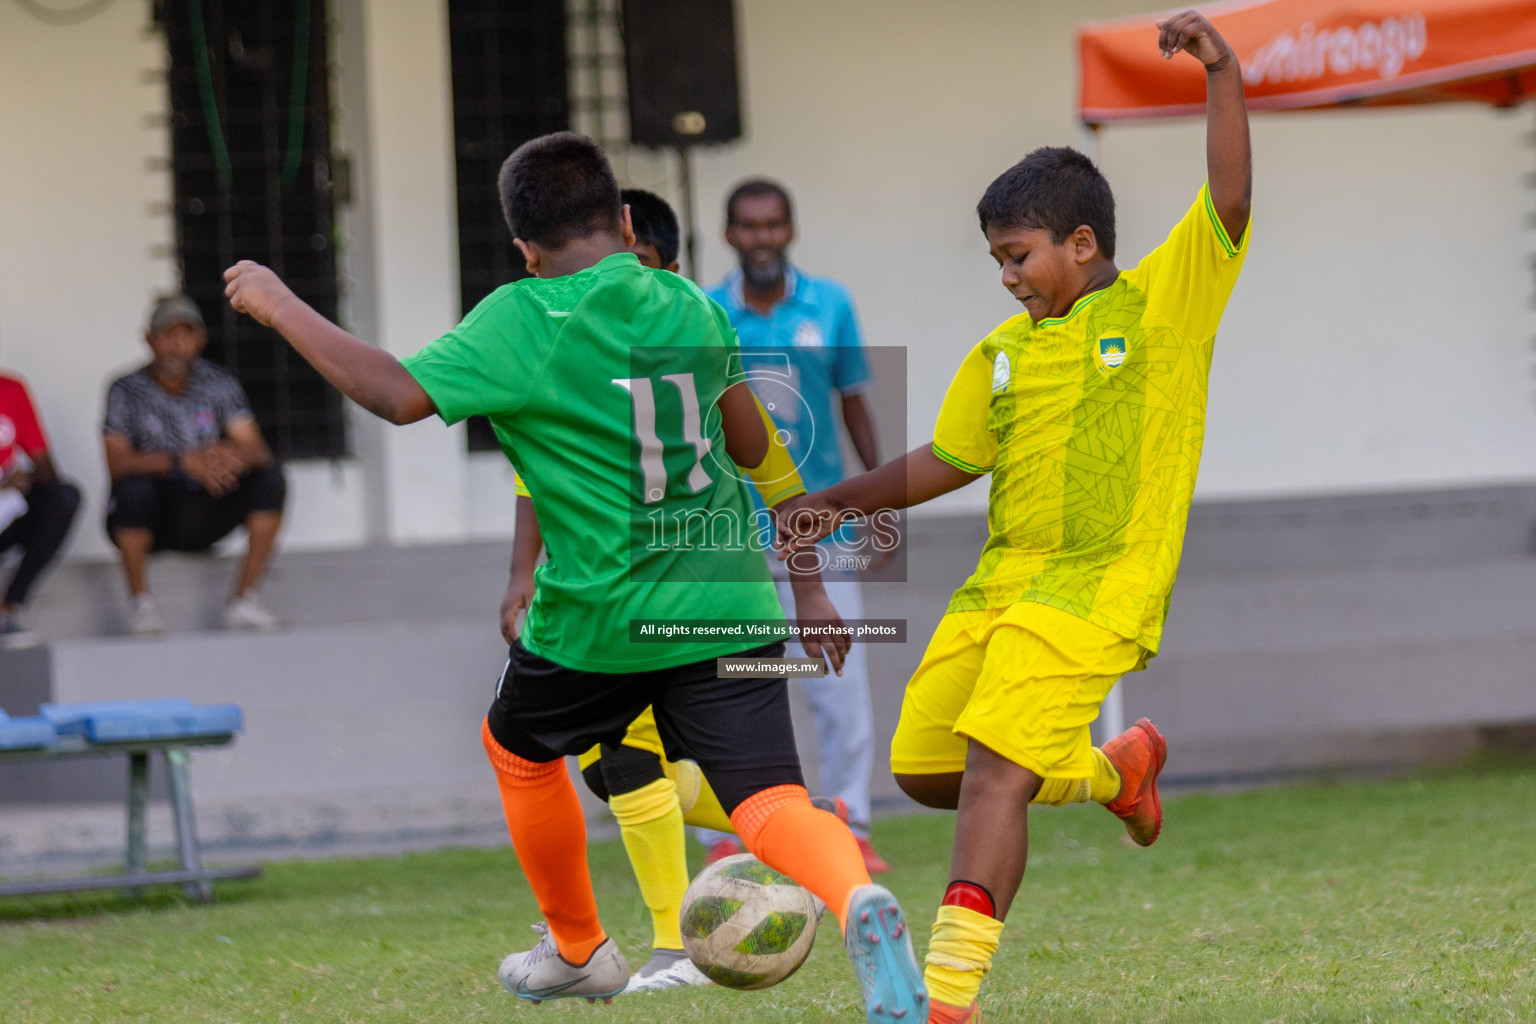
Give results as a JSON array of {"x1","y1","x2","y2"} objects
[
  {"x1": 932, "y1": 443, "x2": 991, "y2": 475},
  {"x1": 744, "y1": 392, "x2": 806, "y2": 506}
]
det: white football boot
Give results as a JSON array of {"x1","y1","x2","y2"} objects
[
  {"x1": 498, "y1": 921, "x2": 629, "y2": 1004},
  {"x1": 623, "y1": 948, "x2": 712, "y2": 993}
]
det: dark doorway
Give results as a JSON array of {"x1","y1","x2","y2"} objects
[
  {"x1": 163, "y1": 0, "x2": 346, "y2": 460},
  {"x1": 447, "y1": 0, "x2": 569, "y2": 451}
]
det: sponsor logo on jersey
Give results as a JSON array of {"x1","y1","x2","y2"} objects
[
  {"x1": 1097, "y1": 335, "x2": 1127, "y2": 371},
  {"x1": 0, "y1": 415, "x2": 15, "y2": 451},
  {"x1": 991, "y1": 352, "x2": 1011, "y2": 394}
]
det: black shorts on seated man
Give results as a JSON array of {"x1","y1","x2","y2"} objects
[{"x1": 103, "y1": 295, "x2": 286, "y2": 635}]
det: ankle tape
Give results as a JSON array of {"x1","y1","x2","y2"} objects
[{"x1": 942, "y1": 880, "x2": 997, "y2": 919}]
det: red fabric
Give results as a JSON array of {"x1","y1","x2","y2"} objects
[
  {"x1": 0, "y1": 374, "x2": 47, "y2": 469},
  {"x1": 941, "y1": 881, "x2": 997, "y2": 919},
  {"x1": 1079, "y1": 0, "x2": 1536, "y2": 123}
]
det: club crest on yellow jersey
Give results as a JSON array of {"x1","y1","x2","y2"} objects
[
  {"x1": 1096, "y1": 334, "x2": 1127, "y2": 373},
  {"x1": 991, "y1": 351, "x2": 1011, "y2": 394}
]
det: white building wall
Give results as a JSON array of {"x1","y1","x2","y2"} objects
[
  {"x1": 2, "y1": 0, "x2": 1532, "y2": 567},
  {"x1": 692, "y1": 0, "x2": 1536, "y2": 510},
  {"x1": 0, "y1": 2, "x2": 176, "y2": 559},
  {"x1": 1105, "y1": 106, "x2": 1536, "y2": 499}
]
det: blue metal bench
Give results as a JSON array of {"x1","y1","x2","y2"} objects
[{"x1": 0, "y1": 700, "x2": 261, "y2": 901}]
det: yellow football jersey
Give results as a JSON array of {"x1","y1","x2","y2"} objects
[{"x1": 932, "y1": 183, "x2": 1247, "y2": 653}]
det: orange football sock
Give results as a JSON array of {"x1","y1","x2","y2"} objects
[
  {"x1": 482, "y1": 719, "x2": 606, "y2": 964},
  {"x1": 731, "y1": 784, "x2": 871, "y2": 931}
]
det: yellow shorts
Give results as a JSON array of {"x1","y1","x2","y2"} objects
[
  {"x1": 577, "y1": 706, "x2": 665, "y2": 772},
  {"x1": 890, "y1": 602, "x2": 1144, "y2": 779}
]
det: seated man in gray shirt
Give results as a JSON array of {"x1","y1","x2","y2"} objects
[{"x1": 103, "y1": 296, "x2": 286, "y2": 634}]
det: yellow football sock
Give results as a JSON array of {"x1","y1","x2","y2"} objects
[
  {"x1": 664, "y1": 758, "x2": 736, "y2": 833},
  {"x1": 1032, "y1": 750, "x2": 1121, "y2": 806},
  {"x1": 1032, "y1": 776, "x2": 1091, "y2": 806},
  {"x1": 924, "y1": 904, "x2": 1004, "y2": 1007},
  {"x1": 1089, "y1": 747, "x2": 1122, "y2": 804},
  {"x1": 609, "y1": 778, "x2": 688, "y2": 950}
]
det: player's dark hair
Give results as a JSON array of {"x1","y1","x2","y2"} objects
[
  {"x1": 498, "y1": 132, "x2": 622, "y2": 249},
  {"x1": 622, "y1": 188, "x2": 681, "y2": 267},
  {"x1": 976, "y1": 146, "x2": 1116, "y2": 261},
  {"x1": 725, "y1": 178, "x2": 794, "y2": 226}
]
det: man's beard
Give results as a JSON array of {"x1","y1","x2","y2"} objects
[{"x1": 740, "y1": 250, "x2": 787, "y2": 291}]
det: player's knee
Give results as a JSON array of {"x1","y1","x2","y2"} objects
[
  {"x1": 597, "y1": 743, "x2": 665, "y2": 798},
  {"x1": 896, "y1": 771, "x2": 962, "y2": 810},
  {"x1": 963, "y1": 753, "x2": 1042, "y2": 804}
]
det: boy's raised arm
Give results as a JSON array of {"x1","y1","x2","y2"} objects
[
  {"x1": 1158, "y1": 10, "x2": 1251, "y2": 243},
  {"x1": 224, "y1": 261, "x2": 437, "y2": 426}
]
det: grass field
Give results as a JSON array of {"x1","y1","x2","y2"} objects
[{"x1": 3, "y1": 759, "x2": 1534, "y2": 1024}]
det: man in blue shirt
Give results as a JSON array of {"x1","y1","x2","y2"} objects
[{"x1": 702, "y1": 178, "x2": 890, "y2": 874}]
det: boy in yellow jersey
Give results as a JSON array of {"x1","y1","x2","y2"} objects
[
  {"x1": 501, "y1": 188, "x2": 849, "y2": 993},
  {"x1": 778, "y1": 11, "x2": 1250, "y2": 1022}
]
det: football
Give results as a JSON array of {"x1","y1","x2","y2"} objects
[{"x1": 679, "y1": 853, "x2": 819, "y2": 990}]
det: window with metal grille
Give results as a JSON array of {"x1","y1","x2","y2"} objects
[
  {"x1": 162, "y1": 0, "x2": 345, "y2": 460},
  {"x1": 447, "y1": 0, "x2": 569, "y2": 451}
]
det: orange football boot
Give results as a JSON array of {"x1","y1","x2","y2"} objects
[
  {"x1": 1102, "y1": 717, "x2": 1168, "y2": 847},
  {"x1": 927, "y1": 998, "x2": 982, "y2": 1023}
]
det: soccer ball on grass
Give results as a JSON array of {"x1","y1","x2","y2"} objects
[{"x1": 679, "y1": 853, "x2": 819, "y2": 989}]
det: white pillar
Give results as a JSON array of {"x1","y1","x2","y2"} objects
[{"x1": 351, "y1": 0, "x2": 466, "y2": 543}]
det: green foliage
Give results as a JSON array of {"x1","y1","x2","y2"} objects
[{"x1": 2, "y1": 763, "x2": 1534, "y2": 1022}]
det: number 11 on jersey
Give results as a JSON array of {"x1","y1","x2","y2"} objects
[{"x1": 613, "y1": 373, "x2": 715, "y2": 505}]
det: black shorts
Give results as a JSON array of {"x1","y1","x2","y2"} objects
[
  {"x1": 486, "y1": 640, "x2": 803, "y2": 815},
  {"x1": 105, "y1": 465, "x2": 286, "y2": 552}
]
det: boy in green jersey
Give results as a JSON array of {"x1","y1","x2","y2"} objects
[
  {"x1": 224, "y1": 133, "x2": 925, "y2": 1023},
  {"x1": 777, "y1": 12, "x2": 1250, "y2": 1022},
  {"x1": 503, "y1": 187, "x2": 846, "y2": 994}
]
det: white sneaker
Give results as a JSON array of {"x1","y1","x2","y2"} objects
[
  {"x1": 498, "y1": 921, "x2": 629, "y2": 1004},
  {"x1": 222, "y1": 591, "x2": 281, "y2": 631},
  {"x1": 127, "y1": 594, "x2": 167, "y2": 636},
  {"x1": 0, "y1": 610, "x2": 41, "y2": 650},
  {"x1": 623, "y1": 948, "x2": 712, "y2": 993}
]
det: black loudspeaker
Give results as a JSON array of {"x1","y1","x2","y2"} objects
[{"x1": 623, "y1": 0, "x2": 742, "y2": 146}]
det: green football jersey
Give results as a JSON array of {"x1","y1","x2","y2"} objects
[{"x1": 402, "y1": 252, "x2": 786, "y2": 672}]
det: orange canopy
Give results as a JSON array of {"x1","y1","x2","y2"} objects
[{"x1": 1079, "y1": 0, "x2": 1536, "y2": 123}]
